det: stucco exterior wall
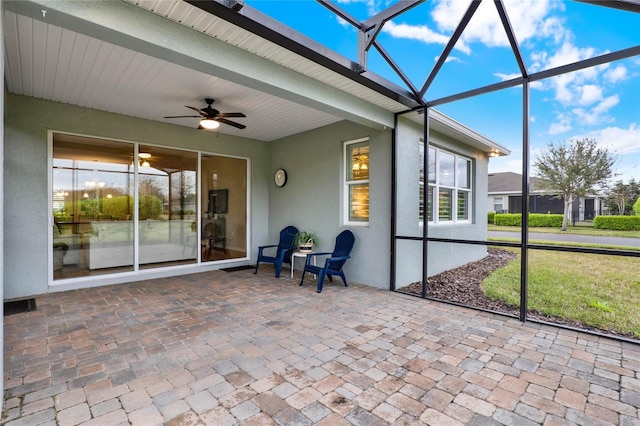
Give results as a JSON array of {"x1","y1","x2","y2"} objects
[
  {"x1": 394, "y1": 114, "x2": 489, "y2": 289},
  {"x1": 267, "y1": 120, "x2": 391, "y2": 290},
  {"x1": 4, "y1": 94, "x2": 493, "y2": 300},
  {"x1": 488, "y1": 194, "x2": 510, "y2": 213},
  {"x1": 3, "y1": 93, "x2": 270, "y2": 299}
]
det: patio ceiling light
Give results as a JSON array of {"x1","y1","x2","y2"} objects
[
  {"x1": 352, "y1": 148, "x2": 369, "y2": 172},
  {"x1": 139, "y1": 152, "x2": 151, "y2": 167},
  {"x1": 199, "y1": 119, "x2": 220, "y2": 130}
]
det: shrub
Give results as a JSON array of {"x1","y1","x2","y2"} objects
[
  {"x1": 103, "y1": 195, "x2": 133, "y2": 220},
  {"x1": 488, "y1": 212, "x2": 496, "y2": 224},
  {"x1": 634, "y1": 198, "x2": 640, "y2": 216},
  {"x1": 529, "y1": 214, "x2": 563, "y2": 228},
  {"x1": 139, "y1": 195, "x2": 163, "y2": 220},
  {"x1": 593, "y1": 215, "x2": 640, "y2": 231},
  {"x1": 494, "y1": 213, "x2": 521, "y2": 226},
  {"x1": 494, "y1": 213, "x2": 564, "y2": 227}
]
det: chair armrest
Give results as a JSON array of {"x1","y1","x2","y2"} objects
[
  {"x1": 304, "y1": 252, "x2": 331, "y2": 265},
  {"x1": 323, "y1": 255, "x2": 350, "y2": 267},
  {"x1": 306, "y1": 252, "x2": 332, "y2": 258},
  {"x1": 257, "y1": 244, "x2": 278, "y2": 256},
  {"x1": 258, "y1": 244, "x2": 278, "y2": 249}
]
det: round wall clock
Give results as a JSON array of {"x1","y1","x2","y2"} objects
[{"x1": 274, "y1": 168, "x2": 287, "y2": 187}]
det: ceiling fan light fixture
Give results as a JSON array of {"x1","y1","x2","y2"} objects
[
  {"x1": 141, "y1": 160, "x2": 151, "y2": 168},
  {"x1": 199, "y1": 119, "x2": 220, "y2": 130}
]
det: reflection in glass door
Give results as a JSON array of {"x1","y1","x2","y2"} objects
[
  {"x1": 52, "y1": 134, "x2": 248, "y2": 280},
  {"x1": 201, "y1": 155, "x2": 247, "y2": 261},
  {"x1": 138, "y1": 145, "x2": 198, "y2": 269},
  {"x1": 52, "y1": 134, "x2": 134, "y2": 279}
]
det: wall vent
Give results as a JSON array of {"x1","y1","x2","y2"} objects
[{"x1": 4, "y1": 298, "x2": 37, "y2": 316}]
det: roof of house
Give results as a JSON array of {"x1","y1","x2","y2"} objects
[{"x1": 488, "y1": 172, "x2": 546, "y2": 193}]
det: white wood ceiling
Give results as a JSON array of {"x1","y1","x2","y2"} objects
[
  {"x1": 3, "y1": 8, "x2": 358, "y2": 142},
  {"x1": 124, "y1": 0, "x2": 409, "y2": 114}
]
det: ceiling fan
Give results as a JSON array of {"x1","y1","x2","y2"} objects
[{"x1": 164, "y1": 98, "x2": 246, "y2": 130}]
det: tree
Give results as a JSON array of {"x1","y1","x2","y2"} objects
[
  {"x1": 605, "y1": 179, "x2": 640, "y2": 215},
  {"x1": 533, "y1": 138, "x2": 616, "y2": 231}
]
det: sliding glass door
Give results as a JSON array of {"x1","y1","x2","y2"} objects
[
  {"x1": 138, "y1": 145, "x2": 197, "y2": 269},
  {"x1": 52, "y1": 133, "x2": 248, "y2": 280},
  {"x1": 53, "y1": 134, "x2": 135, "y2": 278},
  {"x1": 200, "y1": 154, "x2": 247, "y2": 262}
]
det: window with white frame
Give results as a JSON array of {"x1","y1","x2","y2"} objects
[
  {"x1": 419, "y1": 143, "x2": 472, "y2": 224},
  {"x1": 344, "y1": 138, "x2": 369, "y2": 225},
  {"x1": 493, "y1": 196, "x2": 504, "y2": 213}
]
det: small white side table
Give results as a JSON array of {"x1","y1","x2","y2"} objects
[{"x1": 291, "y1": 251, "x2": 316, "y2": 278}]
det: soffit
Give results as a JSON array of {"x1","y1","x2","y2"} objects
[
  {"x1": 401, "y1": 110, "x2": 510, "y2": 156},
  {"x1": 123, "y1": 0, "x2": 411, "y2": 114},
  {"x1": 3, "y1": 9, "x2": 349, "y2": 142}
]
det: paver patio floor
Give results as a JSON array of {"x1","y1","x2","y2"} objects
[{"x1": 3, "y1": 268, "x2": 640, "y2": 425}]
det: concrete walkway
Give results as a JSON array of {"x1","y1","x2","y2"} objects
[{"x1": 3, "y1": 269, "x2": 640, "y2": 425}]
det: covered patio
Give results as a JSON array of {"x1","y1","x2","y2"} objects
[{"x1": 4, "y1": 270, "x2": 639, "y2": 425}]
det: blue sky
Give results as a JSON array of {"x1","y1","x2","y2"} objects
[{"x1": 247, "y1": 0, "x2": 639, "y2": 184}]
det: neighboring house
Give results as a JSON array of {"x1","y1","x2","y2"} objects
[
  {"x1": 488, "y1": 172, "x2": 605, "y2": 221},
  {"x1": 1, "y1": 2, "x2": 507, "y2": 303}
]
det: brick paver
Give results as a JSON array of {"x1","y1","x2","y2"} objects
[{"x1": 3, "y1": 268, "x2": 640, "y2": 424}]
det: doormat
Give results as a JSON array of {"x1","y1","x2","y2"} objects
[
  {"x1": 4, "y1": 298, "x2": 37, "y2": 316},
  {"x1": 221, "y1": 265, "x2": 254, "y2": 273}
]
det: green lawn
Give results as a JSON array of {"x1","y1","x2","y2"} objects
[
  {"x1": 482, "y1": 249, "x2": 640, "y2": 338},
  {"x1": 489, "y1": 224, "x2": 640, "y2": 239}
]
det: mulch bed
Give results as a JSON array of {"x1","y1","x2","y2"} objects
[{"x1": 398, "y1": 248, "x2": 638, "y2": 341}]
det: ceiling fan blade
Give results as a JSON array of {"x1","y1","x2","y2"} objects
[
  {"x1": 217, "y1": 112, "x2": 246, "y2": 118},
  {"x1": 216, "y1": 117, "x2": 246, "y2": 129},
  {"x1": 185, "y1": 105, "x2": 208, "y2": 117},
  {"x1": 164, "y1": 115, "x2": 201, "y2": 118}
]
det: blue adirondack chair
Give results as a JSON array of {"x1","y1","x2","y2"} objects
[
  {"x1": 254, "y1": 226, "x2": 299, "y2": 278},
  {"x1": 299, "y1": 230, "x2": 355, "y2": 293}
]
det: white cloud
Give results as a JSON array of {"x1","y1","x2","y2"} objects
[
  {"x1": 572, "y1": 95, "x2": 619, "y2": 125},
  {"x1": 578, "y1": 85, "x2": 603, "y2": 106},
  {"x1": 382, "y1": 0, "x2": 559, "y2": 56},
  {"x1": 567, "y1": 124, "x2": 640, "y2": 182},
  {"x1": 335, "y1": 0, "x2": 379, "y2": 17},
  {"x1": 530, "y1": 146, "x2": 547, "y2": 161},
  {"x1": 335, "y1": 16, "x2": 351, "y2": 29},
  {"x1": 431, "y1": 0, "x2": 558, "y2": 50},
  {"x1": 545, "y1": 54, "x2": 610, "y2": 106},
  {"x1": 604, "y1": 65, "x2": 627, "y2": 83},
  {"x1": 488, "y1": 157, "x2": 524, "y2": 175},
  {"x1": 495, "y1": 72, "x2": 521, "y2": 81},
  {"x1": 430, "y1": 1, "x2": 470, "y2": 33},
  {"x1": 435, "y1": 55, "x2": 463, "y2": 64},
  {"x1": 539, "y1": 16, "x2": 567, "y2": 44},
  {"x1": 530, "y1": 81, "x2": 544, "y2": 90},
  {"x1": 549, "y1": 119, "x2": 572, "y2": 135},
  {"x1": 552, "y1": 73, "x2": 575, "y2": 103},
  {"x1": 383, "y1": 21, "x2": 465, "y2": 53},
  {"x1": 590, "y1": 123, "x2": 640, "y2": 155},
  {"x1": 542, "y1": 41, "x2": 598, "y2": 71}
]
